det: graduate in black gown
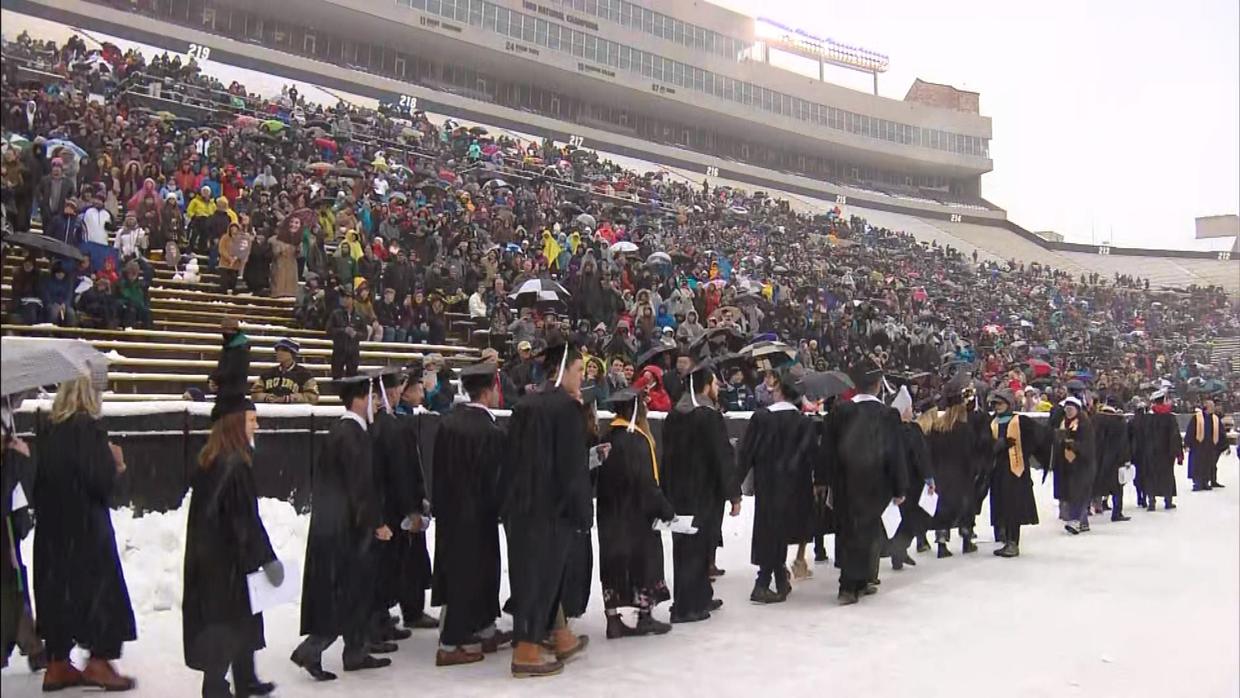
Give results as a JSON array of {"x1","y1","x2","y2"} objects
[
  {"x1": 431, "y1": 360, "x2": 510, "y2": 666},
  {"x1": 1134, "y1": 390, "x2": 1183, "y2": 511},
  {"x1": 1186, "y1": 399, "x2": 1229, "y2": 491},
  {"x1": 292, "y1": 374, "x2": 391, "y2": 681},
  {"x1": 925, "y1": 375, "x2": 990, "y2": 557},
  {"x1": 597, "y1": 388, "x2": 675, "y2": 638},
  {"x1": 183, "y1": 397, "x2": 280, "y2": 698},
  {"x1": 817, "y1": 358, "x2": 909, "y2": 605},
  {"x1": 368, "y1": 369, "x2": 418, "y2": 650},
  {"x1": 1091, "y1": 398, "x2": 1132, "y2": 521},
  {"x1": 1055, "y1": 396, "x2": 1097, "y2": 535},
  {"x1": 499, "y1": 339, "x2": 592, "y2": 678},
  {"x1": 888, "y1": 387, "x2": 933, "y2": 571},
  {"x1": 986, "y1": 389, "x2": 1049, "y2": 557},
  {"x1": 393, "y1": 364, "x2": 438, "y2": 632},
  {"x1": 661, "y1": 359, "x2": 740, "y2": 623},
  {"x1": 736, "y1": 366, "x2": 817, "y2": 604}
]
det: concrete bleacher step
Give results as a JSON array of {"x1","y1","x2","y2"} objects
[{"x1": 81, "y1": 338, "x2": 452, "y2": 364}]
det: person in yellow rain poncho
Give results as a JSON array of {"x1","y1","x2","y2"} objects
[
  {"x1": 541, "y1": 229, "x2": 564, "y2": 270},
  {"x1": 342, "y1": 228, "x2": 364, "y2": 262},
  {"x1": 569, "y1": 231, "x2": 582, "y2": 255}
]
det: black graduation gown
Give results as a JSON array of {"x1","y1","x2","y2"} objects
[
  {"x1": 33, "y1": 414, "x2": 137, "y2": 653},
  {"x1": 299, "y1": 417, "x2": 380, "y2": 637},
  {"x1": 370, "y1": 410, "x2": 416, "y2": 614},
  {"x1": 894, "y1": 421, "x2": 933, "y2": 540},
  {"x1": 597, "y1": 425, "x2": 674, "y2": 609},
  {"x1": 182, "y1": 453, "x2": 276, "y2": 670},
  {"x1": 430, "y1": 405, "x2": 505, "y2": 644},
  {"x1": 736, "y1": 407, "x2": 817, "y2": 569},
  {"x1": 818, "y1": 399, "x2": 908, "y2": 586},
  {"x1": 989, "y1": 415, "x2": 1049, "y2": 529},
  {"x1": 927, "y1": 411, "x2": 989, "y2": 530},
  {"x1": 1091, "y1": 412, "x2": 1131, "y2": 498},
  {"x1": 1185, "y1": 413, "x2": 1227, "y2": 485},
  {"x1": 1133, "y1": 411, "x2": 1182, "y2": 498},
  {"x1": 499, "y1": 387, "x2": 592, "y2": 644},
  {"x1": 1053, "y1": 416, "x2": 1097, "y2": 508},
  {"x1": 397, "y1": 411, "x2": 432, "y2": 604}
]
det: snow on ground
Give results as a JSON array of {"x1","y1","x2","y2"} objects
[{"x1": 4, "y1": 453, "x2": 1237, "y2": 698}]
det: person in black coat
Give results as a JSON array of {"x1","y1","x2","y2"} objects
[
  {"x1": 986, "y1": 389, "x2": 1050, "y2": 557},
  {"x1": 1091, "y1": 400, "x2": 1132, "y2": 520},
  {"x1": 291, "y1": 375, "x2": 391, "y2": 681},
  {"x1": 327, "y1": 288, "x2": 368, "y2": 379},
  {"x1": 430, "y1": 361, "x2": 509, "y2": 665},
  {"x1": 394, "y1": 379, "x2": 436, "y2": 631},
  {"x1": 243, "y1": 233, "x2": 272, "y2": 296},
  {"x1": 183, "y1": 400, "x2": 281, "y2": 698},
  {"x1": 498, "y1": 340, "x2": 592, "y2": 678},
  {"x1": 34, "y1": 377, "x2": 137, "y2": 691},
  {"x1": 887, "y1": 388, "x2": 934, "y2": 571},
  {"x1": 735, "y1": 367, "x2": 817, "y2": 603},
  {"x1": 1055, "y1": 397, "x2": 1097, "y2": 535},
  {"x1": 925, "y1": 377, "x2": 990, "y2": 557},
  {"x1": 597, "y1": 388, "x2": 674, "y2": 639},
  {"x1": 1, "y1": 408, "x2": 44, "y2": 672},
  {"x1": 1185, "y1": 399, "x2": 1229, "y2": 491},
  {"x1": 817, "y1": 359, "x2": 909, "y2": 605},
  {"x1": 661, "y1": 359, "x2": 740, "y2": 623}
]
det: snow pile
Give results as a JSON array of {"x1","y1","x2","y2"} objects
[{"x1": 79, "y1": 498, "x2": 309, "y2": 616}]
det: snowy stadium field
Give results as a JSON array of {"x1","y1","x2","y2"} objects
[{"x1": 2, "y1": 454, "x2": 1237, "y2": 698}]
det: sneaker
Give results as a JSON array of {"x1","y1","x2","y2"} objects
[{"x1": 1064, "y1": 521, "x2": 1082, "y2": 535}]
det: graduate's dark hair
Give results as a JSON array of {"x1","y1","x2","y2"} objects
[{"x1": 461, "y1": 373, "x2": 494, "y2": 402}]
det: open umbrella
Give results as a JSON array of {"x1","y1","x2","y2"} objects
[
  {"x1": 45, "y1": 139, "x2": 86, "y2": 161},
  {"x1": 636, "y1": 344, "x2": 676, "y2": 368},
  {"x1": 332, "y1": 165, "x2": 363, "y2": 178},
  {"x1": 574, "y1": 213, "x2": 596, "y2": 230},
  {"x1": 508, "y1": 277, "x2": 571, "y2": 306},
  {"x1": 799, "y1": 371, "x2": 854, "y2": 401},
  {"x1": 1031, "y1": 346, "x2": 1051, "y2": 356},
  {"x1": 304, "y1": 162, "x2": 332, "y2": 175},
  {"x1": 3, "y1": 231, "x2": 87, "y2": 262},
  {"x1": 469, "y1": 126, "x2": 488, "y2": 135},
  {"x1": 688, "y1": 326, "x2": 746, "y2": 357},
  {"x1": 739, "y1": 341, "x2": 797, "y2": 361},
  {"x1": 646, "y1": 251, "x2": 672, "y2": 267},
  {"x1": 1, "y1": 337, "x2": 109, "y2": 395},
  {"x1": 483, "y1": 178, "x2": 511, "y2": 189},
  {"x1": 610, "y1": 241, "x2": 638, "y2": 254},
  {"x1": 559, "y1": 202, "x2": 585, "y2": 216},
  {"x1": 1023, "y1": 358, "x2": 1053, "y2": 378},
  {"x1": 260, "y1": 119, "x2": 286, "y2": 133}
]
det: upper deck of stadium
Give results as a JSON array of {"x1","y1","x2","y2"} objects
[{"x1": 9, "y1": 0, "x2": 993, "y2": 203}]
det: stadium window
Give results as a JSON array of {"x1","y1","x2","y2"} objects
[
  {"x1": 571, "y1": 29, "x2": 585, "y2": 57},
  {"x1": 495, "y1": 6, "x2": 509, "y2": 35},
  {"x1": 674, "y1": 21, "x2": 686, "y2": 46},
  {"x1": 535, "y1": 18, "x2": 548, "y2": 45},
  {"x1": 586, "y1": 0, "x2": 598, "y2": 14},
  {"x1": 456, "y1": 0, "x2": 468, "y2": 22},
  {"x1": 585, "y1": 34, "x2": 597, "y2": 61},
  {"x1": 642, "y1": 8, "x2": 653, "y2": 33},
  {"x1": 468, "y1": 0, "x2": 482, "y2": 24},
  {"x1": 704, "y1": 72, "x2": 714, "y2": 95},
  {"x1": 547, "y1": 23, "x2": 560, "y2": 49},
  {"x1": 427, "y1": 0, "x2": 441, "y2": 15},
  {"x1": 483, "y1": 3, "x2": 496, "y2": 29},
  {"x1": 641, "y1": 51, "x2": 653, "y2": 77},
  {"x1": 694, "y1": 67, "x2": 705, "y2": 90},
  {"x1": 618, "y1": 44, "x2": 630, "y2": 69},
  {"x1": 522, "y1": 13, "x2": 535, "y2": 41}
]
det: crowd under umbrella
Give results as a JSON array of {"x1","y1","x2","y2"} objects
[
  {"x1": 0, "y1": 337, "x2": 109, "y2": 396},
  {"x1": 646, "y1": 251, "x2": 672, "y2": 267},
  {"x1": 688, "y1": 326, "x2": 746, "y2": 358},
  {"x1": 508, "y1": 277, "x2": 571, "y2": 307},
  {"x1": 636, "y1": 344, "x2": 676, "y2": 368},
  {"x1": 610, "y1": 240, "x2": 638, "y2": 255}
]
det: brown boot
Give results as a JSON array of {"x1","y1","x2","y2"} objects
[
  {"x1": 510, "y1": 641, "x2": 563, "y2": 678},
  {"x1": 436, "y1": 646, "x2": 485, "y2": 667},
  {"x1": 81, "y1": 658, "x2": 136, "y2": 692},
  {"x1": 551, "y1": 629, "x2": 589, "y2": 662},
  {"x1": 42, "y1": 660, "x2": 83, "y2": 692}
]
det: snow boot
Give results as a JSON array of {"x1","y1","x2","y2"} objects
[
  {"x1": 606, "y1": 614, "x2": 638, "y2": 639},
  {"x1": 837, "y1": 589, "x2": 859, "y2": 605},
  {"x1": 42, "y1": 660, "x2": 83, "y2": 692},
  {"x1": 937, "y1": 543, "x2": 953, "y2": 558},
  {"x1": 775, "y1": 568, "x2": 792, "y2": 598},
  {"x1": 1164, "y1": 499, "x2": 1177, "y2": 510},
  {"x1": 633, "y1": 612, "x2": 672, "y2": 636},
  {"x1": 551, "y1": 630, "x2": 588, "y2": 662},
  {"x1": 962, "y1": 537, "x2": 978, "y2": 554},
  {"x1": 1146, "y1": 499, "x2": 1156, "y2": 512},
  {"x1": 749, "y1": 584, "x2": 785, "y2": 604},
  {"x1": 791, "y1": 557, "x2": 812, "y2": 580},
  {"x1": 994, "y1": 542, "x2": 1020, "y2": 558},
  {"x1": 511, "y1": 642, "x2": 563, "y2": 678}
]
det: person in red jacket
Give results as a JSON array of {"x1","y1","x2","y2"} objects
[{"x1": 633, "y1": 365, "x2": 672, "y2": 412}]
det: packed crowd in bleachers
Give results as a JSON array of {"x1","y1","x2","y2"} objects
[{"x1": 2, "y1": 32, "x2": 1237, "y2": 413}]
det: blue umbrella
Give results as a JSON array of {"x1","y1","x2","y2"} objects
[{"x1": 44, "y1": 138, "x2": 87, "y2": 160}]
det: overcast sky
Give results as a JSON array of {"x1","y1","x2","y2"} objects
[
  {"x1": 717, "y1": 0, "x2": 1240, "y2": 250},
  {"x1": 6, "y1": 5, "x2": 1237, "y2": 250}
]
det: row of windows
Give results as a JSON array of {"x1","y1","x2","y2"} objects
[
  {"x1": 399, "y1": 0, "x2": 990, "y2": 158},
  {"x1": 551, "y1": 0, "x2": 748, "y2": 61}
]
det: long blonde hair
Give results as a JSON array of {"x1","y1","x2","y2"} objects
[
  {"x1": 931, "y1": 402, "x2": 968, "y2": 433},
  {"x1": 51, "y1": 376, "x2": 102, "y2": 423}
]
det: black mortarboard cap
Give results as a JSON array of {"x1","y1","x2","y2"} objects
[
  {"x1": 459, "y1": 359, "x2": 499, "y2": 396},
  {"x1": 539, "y1": 337, "x2": 581, "y2": 377},
  {"x1": 848, "y1": 356, "x2": 883, "y2": 389},
  {"x1": 335, "y1": 373, "x2": 373, "y2": 403},
  {"x1": 606, "y1": 387, "x2": 642, "y2": 405}
]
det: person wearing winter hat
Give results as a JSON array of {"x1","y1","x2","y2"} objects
[
  {"x1": 1091, "y1": 397, "x2": 1131, "y2": 520},
  {"x1": 1056, "y1": 396, "x2": 1097, "y2": 535},
  {"x1": 1133, "y1": 390, "x2": 1183, "y2": 511},
  {"x1": 327, "y1": 286, "x2": 368, "y2": 379},
  {"x1": 253, "y1": 338, "x2": 319, "y2": 404}
]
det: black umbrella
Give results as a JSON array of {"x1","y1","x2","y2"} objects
[
  {"x1": 636, "y1": 344, "x2": 676, "y2": 368},
  {"x1": 688, "y1": 326, "x2": 746, "y2": 357},
  {"x1": 332, "y1": 166, "x2": 363, "y2": 178},
  {"x1": 3, "y1": 232, "x2": 86, "y2": 262},
  {"x1": 799, "y1": 371, "x2": 854, "y2": 400}
]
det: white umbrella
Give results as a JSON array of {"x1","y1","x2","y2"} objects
[
  {"x1": 610, "y1": 241, "x2": 639, "y2": 254},
  {"x1": 646, "y1": 252, "x2": 672, "y2": 266},
  {"x1": 508, "y1": 277, "x2": 571, "y2": 306},
  {"x1": 1, "y1": 337, "x2": 110, "y2": 395}
]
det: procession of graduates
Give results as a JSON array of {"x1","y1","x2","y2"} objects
[{"x1": 163, "y1": 329, "x2": 1231, "y2": 695}]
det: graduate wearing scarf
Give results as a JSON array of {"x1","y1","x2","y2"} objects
[
  {"x1": 1055, "y1": 397, "x2": 1097, "y2": 535},
  {"x1": 1133, "y1": 390, "x2": 1183, "y2": 511},
  {"x1": 1185, "y1": 399, "x2": 1229, "y2": 491},
  {"x1": 986, "y1": 389, "x2": 1049, "y2": 557},
  {"x1": 597, "y1": 389, "x2": 676, "y2": 639}
]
